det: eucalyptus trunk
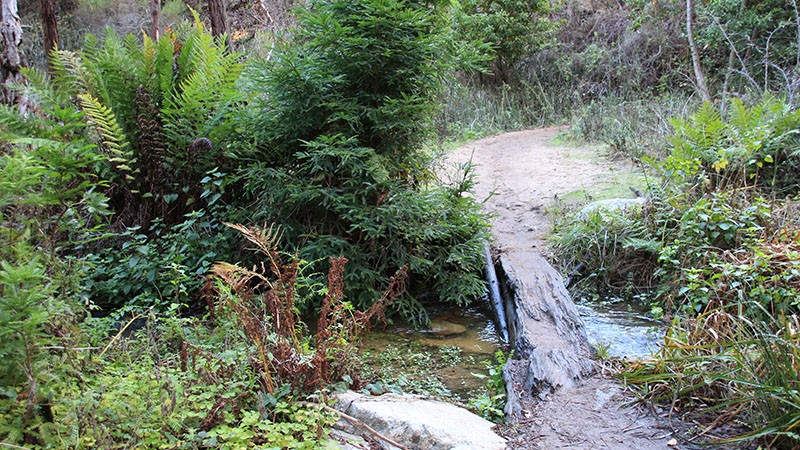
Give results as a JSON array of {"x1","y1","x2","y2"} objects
[
  {"x1": 686, "y1": 0, "x2": 711, "y2": 102},
  {"x1": 149, "y1": 0, "x2": 160, "y2": 40},
  {"x1": 39, "y1": 0, "x2": 58, "y2": 68},
  {"x1": 1, "y1": 0, "x2": 25, "y2": 106},
  {"x1": 208, "y1": 0, "x2": 229, "y2": 46}
]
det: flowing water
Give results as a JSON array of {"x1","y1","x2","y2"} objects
[
  {"x1": 362, "y1": 296, "x2": 661, "y2": 404},
  {"x1": 577, "y1": 299, "x2": 663, "y2": 358}
]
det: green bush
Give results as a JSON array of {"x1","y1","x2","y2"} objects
[
  {"x1": 451, "y1": 0, "x2": 555, "y2": 80},
  {"x1": 0, "y1": 80, "x2": 110, "y2": 443},
  {"x1": 84, "y1": 209, "x2": 235, "y2": 312},
  {"x1": 237, "y1": 0, "x2": 490, "y2": 320},
  {"x1": 0, "y1": 312, "x2": 339, "y2": 448},
  {"x1": 4, "y1": 15, "x2": 247, "y2": 312},
  {"x1": 664, "y1": 97, "x2": 800, "y2": 195}
]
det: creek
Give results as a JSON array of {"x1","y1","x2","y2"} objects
[
  {"x1": 360, "y1": 304, "x2": 507, "y2": 401},
  {"x1": 576, "y1": 298, "x2": 663, "y2": 358},
  {"x1": 361, "y1": 293, "x2": 660, "y2": 403}
]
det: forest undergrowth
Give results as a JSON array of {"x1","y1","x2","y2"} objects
[{"x1": 4, "y1": 0, "x2": 800, "y2": 447}]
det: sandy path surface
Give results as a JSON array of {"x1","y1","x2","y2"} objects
[{"x1": 448, "y1": 128, "x2": 696, "y2": 450}]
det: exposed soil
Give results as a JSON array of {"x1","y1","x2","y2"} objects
[{"x1": 447, "y1": 128, "x2": 709, "y2": 450}]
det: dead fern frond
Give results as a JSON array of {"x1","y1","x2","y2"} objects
[
  {"x1": 223, "y1": 222, "x2": 284, "y2": 272},
  {"x1": 210, "y1": 261, "x2": 273, "y2": 295},
  {"x1": 209, "y1": 223, "x2": 409, "y2": 394}
]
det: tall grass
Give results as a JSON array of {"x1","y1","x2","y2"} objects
[
  {"x1": 568, "y1": 95, "x2": 697, "y2": 160},
  {"x1": 437, "y1": 80, "x2": 571, "y2": 142},
  {"x1": 621, "y1": 307, "x2": 800, "y2": 448}
]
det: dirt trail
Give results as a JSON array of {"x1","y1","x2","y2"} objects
[{"x1": 448, "y1": 128, "x2": 687, "y2": 450}]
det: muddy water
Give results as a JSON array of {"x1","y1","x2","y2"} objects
[
  {"x1": 361, "y1": 305, "x2": 507, "y2": 400},
  {"x1": 577, "y1": 299, "x2": 663, "y2": 358}
]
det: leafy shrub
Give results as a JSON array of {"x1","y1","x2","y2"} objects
[
  {"x1": 665, "y1": 97, "x2": 800, "y2": 196},
  {"x1": 451, "y1": 0, "x2": 555, "y2": 81},
  {"x1": 84, "y1": 209, "x2": 236, "y2": 312},
  {"x1": 0, "y1": 310, "x2": 339, "y2": 448},
  {"x1": 609, "y1": 97, "x2": 800, "y2": 447},
  {"x1": 237, "y1": 0, "x2": 490, "y2": 320},
  {"x1": 468, "y1": 350, "x2": 510, "y2": 423},
  {"x1": 4, "y1": 16, "x2": 247, "y2": 312},
  {"x1": 0, "y1": 75, "x2": 113, "y2": 441}
]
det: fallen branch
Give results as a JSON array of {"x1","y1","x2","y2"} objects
[{"x1": 99, "y1": 311, "x2": 145, "y2": 358}]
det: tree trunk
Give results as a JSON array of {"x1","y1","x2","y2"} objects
[
  {"x1": 39, "y1": 0, "x2": 58, "y2": 66},
  {"x1": 149, "y1": 0, "x2": 160, "y2": 40},
  {"x1": 686, "y1": 0, "x2": 711, "y2": 102},
  {"x1": 208, "y1": 0, "x2": 230, "y2": 47},
  {"x1": 722, "y1": 0, "x2": 747, "y2": 101},
  {"x1": 1, "y1": 0, "x2": 25, "y2": 106}
]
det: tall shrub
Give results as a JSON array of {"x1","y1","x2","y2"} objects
[
  {"x1": 2, "y1": 14, "x2": 244, "y2": 312},
  {"x1": 238, "y1": 0, "x2": 490, "y2": 320}
]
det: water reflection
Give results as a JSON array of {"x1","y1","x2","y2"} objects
[{"x1": 361, "y1": 306, "x2": 506, "y2": 400}]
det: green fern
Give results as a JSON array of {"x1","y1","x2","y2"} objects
[{"x1": 78, "y1": 93, "x2": 134, "y2": 178}]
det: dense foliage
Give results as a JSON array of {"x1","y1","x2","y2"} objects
[
  {"x1": 6, "y1": 0, "x2": 800, "y2": 447},
  {"x1": 0, "y1": 0, "x2": 495, "y2": 446},
  {"x1": 237, "y1": 0, "x2": 489, "y2": 318}
]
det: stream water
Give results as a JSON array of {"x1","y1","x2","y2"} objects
[
  {"x1": 577, "y1": 298, "x2": 663, "y2": 358},
  {"x1": 362, "y1": 296, "x2": 662, "y2": 403},
  {"x1": 361, "y1": 305, "x2": 506, "y2": 401}
]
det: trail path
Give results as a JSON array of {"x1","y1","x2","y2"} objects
[{"x1": 448, "y1": 128, "x2": 689, "y2": 450}]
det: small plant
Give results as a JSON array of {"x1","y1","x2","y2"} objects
[
  {"x1": 468, "y1": 350, "x2": 510, "y2": 423},
  {"x1": 439, "y1": 345, "x2": 463, "y2": 366},
  {"x1": 361, "y1": 343, "x2": 453, "y2": 398}
]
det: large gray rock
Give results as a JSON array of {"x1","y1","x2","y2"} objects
[
  {"x1": 333, "y1": 391, "x2": 506, "y2": 450},
  {"x1": 497, "y1": 251, "x2": 595, "y2": 418}
]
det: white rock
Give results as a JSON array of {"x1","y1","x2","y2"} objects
[
  {"x1": 333, "y1": 391, "x2": 506, "y2": 450},
  {"x1": 576, "y1": 197, "x2": 647, "y2": 220}
]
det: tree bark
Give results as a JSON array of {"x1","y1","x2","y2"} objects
[
  {"x1": 208, "y1": 0, "x2": 230, "y2": 47},
  {"x1": 149, "y1": 0, "x2": 160, "y2": 40},
  {"x1": 1, "y1": 0, "x2": 25, "y2": 106},
  {"x1": 686, "y1": 0, "x2": 711, "y2": 102},
  {"x1": 39, "y1": 0, "x2": 58, "y2": 66}
]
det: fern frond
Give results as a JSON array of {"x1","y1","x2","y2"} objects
[
  {"x1": 78, "y1": 93, "x2": 134, "y2": 175},
  {"x1": 3, "y1": 136, "x2": 65, "y2": 149},
  {"x1": 49, "y1": 50, "x2": 92, "y2": 99},
  {"x1": 224, "y1": 222, "x2": 284, "y2": 261}
]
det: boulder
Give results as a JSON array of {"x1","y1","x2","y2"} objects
[
  {"x1": 576, "y1": 197, "x2": 647, "y2": 220},
  {"x1": 333, "y1": 391, "x2": 507, "y2": 450}
]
